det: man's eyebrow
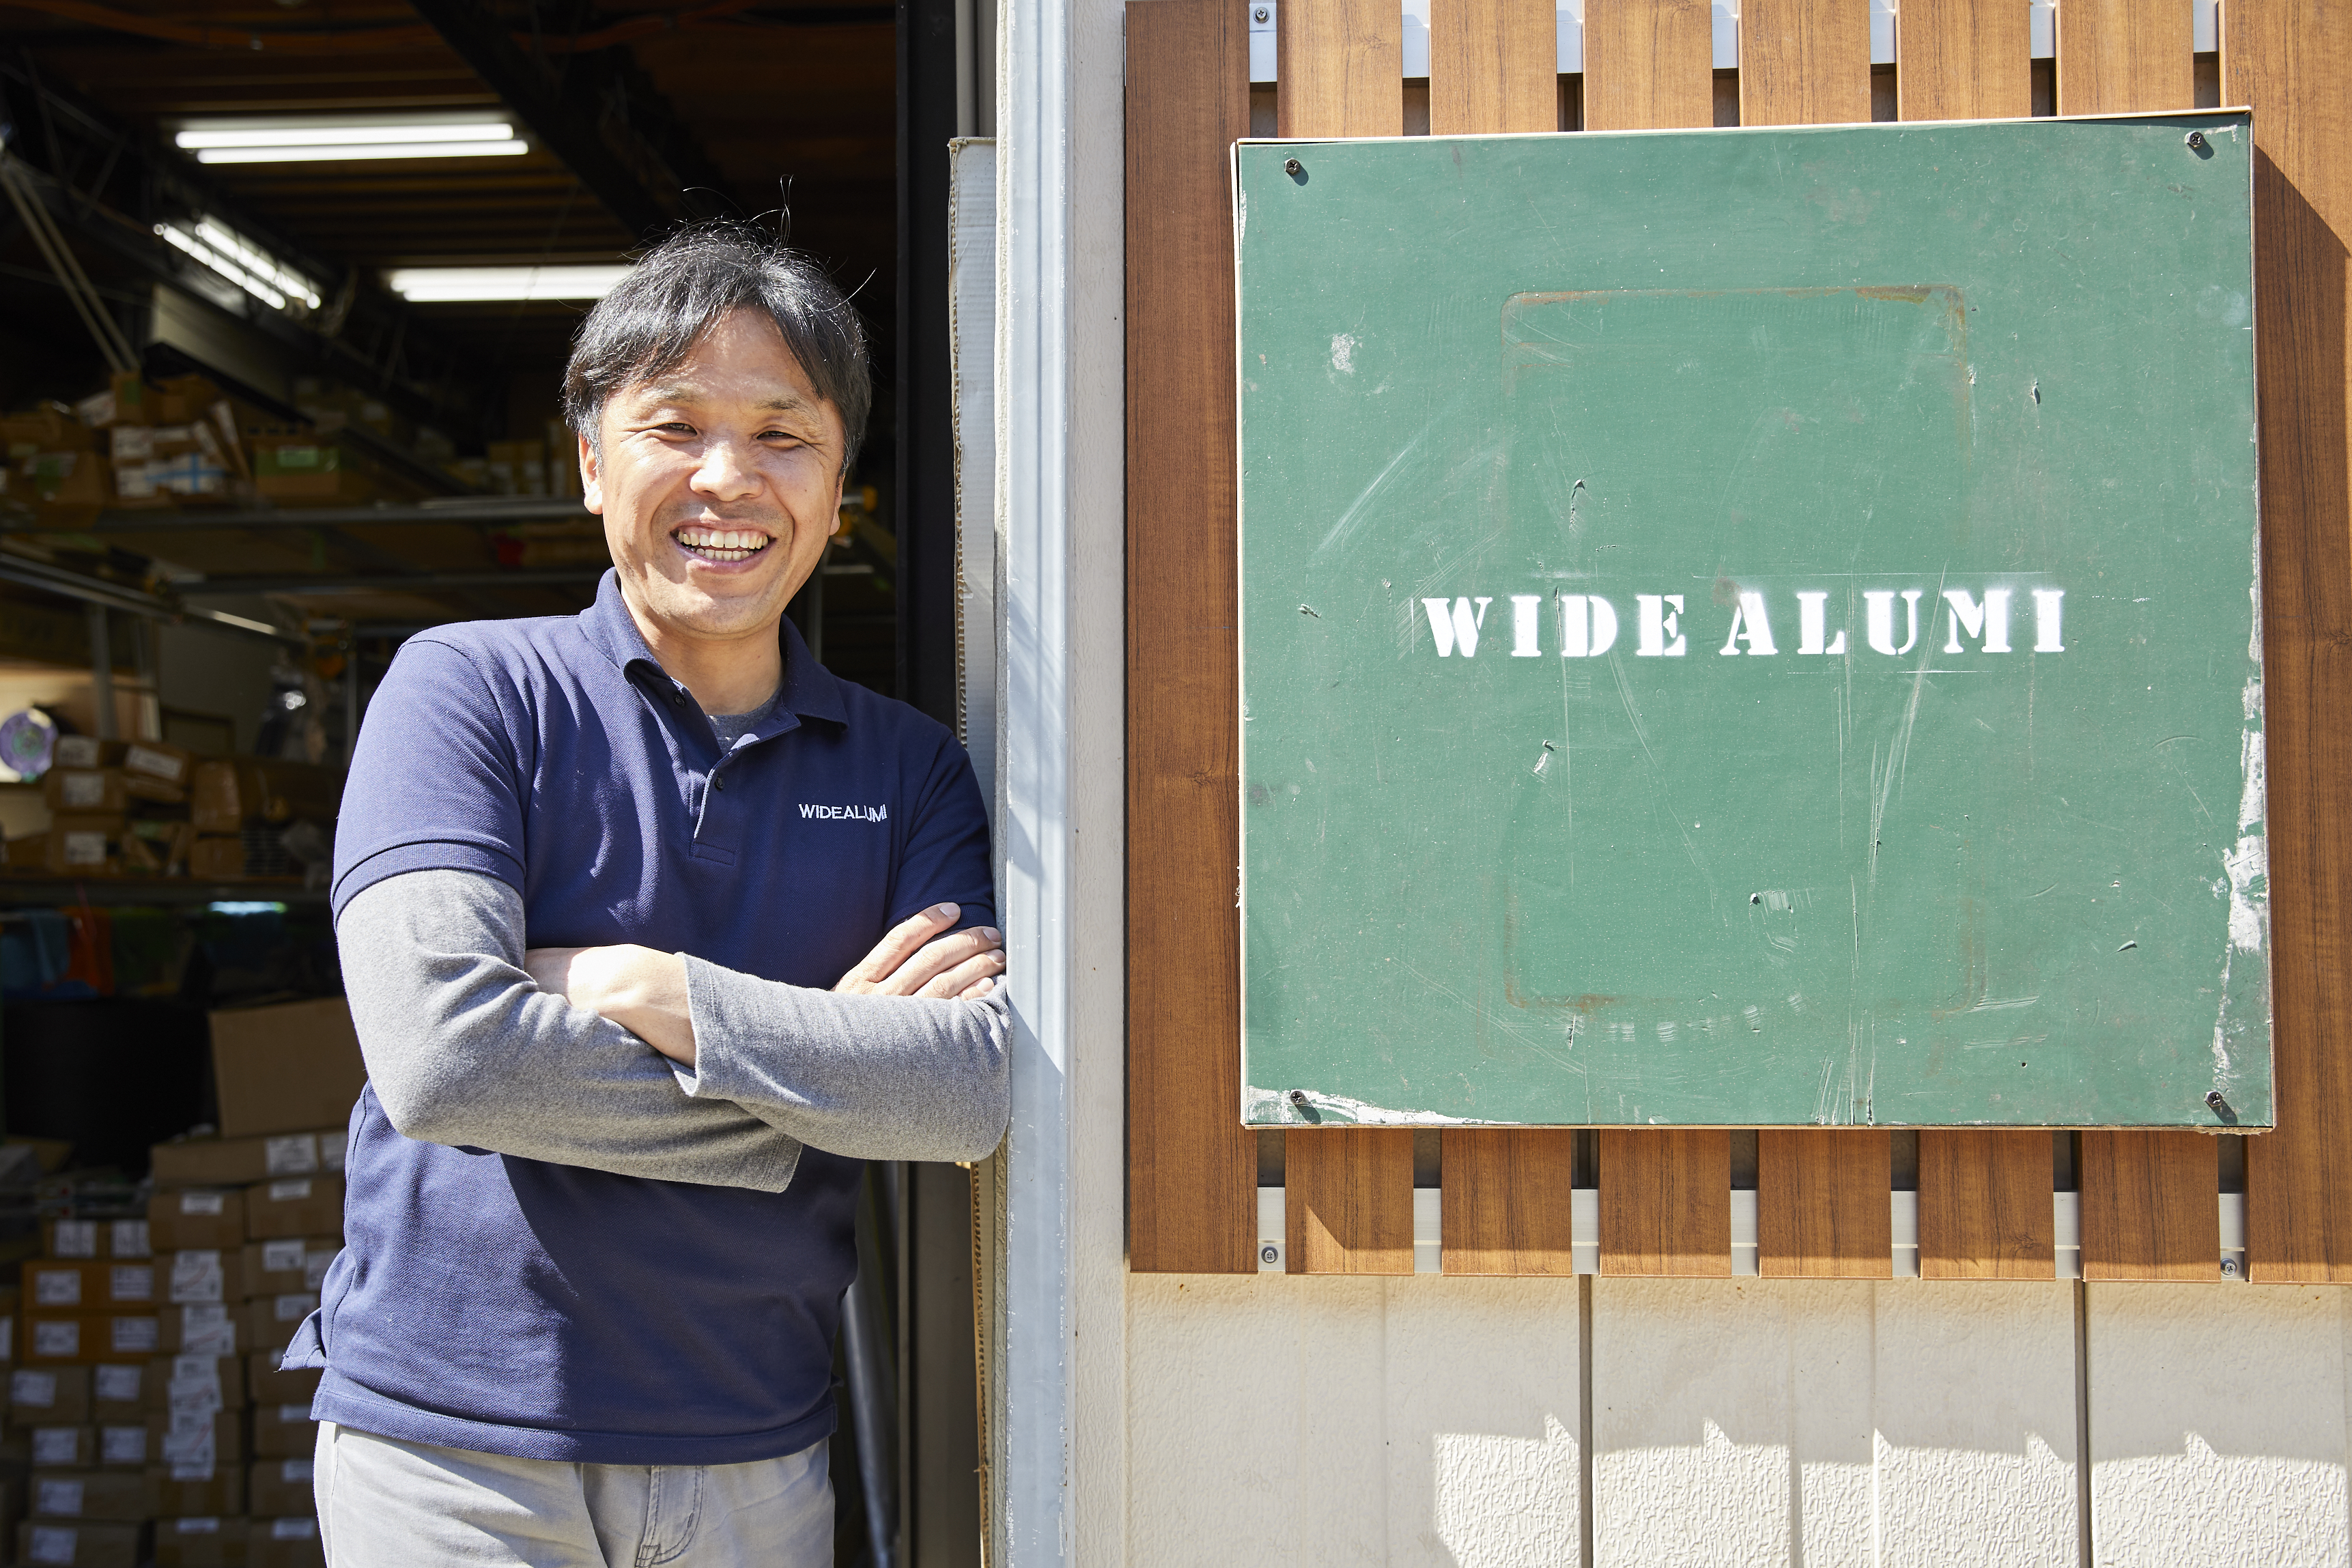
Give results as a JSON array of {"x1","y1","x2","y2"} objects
[{"x1": 757, "y1": 394, "x2": 818, "y2": 414}]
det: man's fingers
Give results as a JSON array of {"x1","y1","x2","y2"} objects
[
  {"x1": 836, "y1": 902, "x2": 960, "y2": 992},
  {"x1": 875, "y1": 928, "x2": 1002, "y2": 997},
  {"x1": 916, "y1": 949, "x2": 1007, "y2": 1001}
]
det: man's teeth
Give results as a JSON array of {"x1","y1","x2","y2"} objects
[{"x1": 675, "y1": 528, "x2": 771, "y2": 560}]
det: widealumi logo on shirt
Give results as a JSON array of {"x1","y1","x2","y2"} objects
[{"x1": 799, "y1": 803, "x2": 890, "y2": 822}]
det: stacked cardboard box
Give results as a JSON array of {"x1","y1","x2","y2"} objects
[{"x1": 2, "y1": 741, "x2": 351, "y2": 883}]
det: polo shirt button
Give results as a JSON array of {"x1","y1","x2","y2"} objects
[{"x1": 713, "y1": 774, "x2": 726, "y2": 790}]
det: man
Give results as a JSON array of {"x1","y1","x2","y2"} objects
[{"x1": 295, "y1": 223, "x2": 1008, "y2": 1566}]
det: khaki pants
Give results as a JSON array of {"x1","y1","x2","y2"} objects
[{"x1": 315, "y1": 1421, "x2": 833, "y2": 1568}]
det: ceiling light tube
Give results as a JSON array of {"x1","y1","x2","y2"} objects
[
  {"x1": 175, "y1": 121, "x2": 515, "y2": 149},
  {"x1": 387, "y1": 265, "x2": 634, "y2": 302},
  {"x1": 189, "y1": 139, "x2": 528, "y2": 165}
]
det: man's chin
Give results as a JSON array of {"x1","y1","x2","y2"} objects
[{"x1": 624, "y1": 566, "x2": 796, "y2": 641}]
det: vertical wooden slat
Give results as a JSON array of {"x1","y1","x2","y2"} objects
[
  {"x1": 1124, "y1": 0, "x2": 1255, "y2": 1274},
  {"x1": 1895, "y1": 0, "x2": 2030, "y2": 121},
  {"x1": 1288, "y1": 1128, "x2": 1415, "y2": 1273},
  {"x1": 1598, "y1": 1130, "x2": 1730, "y2": 1276},
  {"x1": 1278, "y1": 0, "x2": 1404, "y2": 136},
  {"x1": 2053, "y1": 0, "x2": 2192, "y2": 115},
  {"x1": 2082, "y1": 1132, "x2": 2221, "y2": 1282},
  {"x1": 1428, "y1": 0, "x2": 1557, "y2": 134},
  {"x1": 1757, "y1": 1130, "x2": 1893, "y2": 1278},
  {"x1": 2231, "y1": 0, "x2": 2352, "y2": 1283},
  {"x1": 1582, "y1": 0, "x2": 1713, "y2": 130},
  {"x1": 1441, "y1": 1128, "x2": 1578, "y2": 1274},
  {"x1": 1738, "y1": 0, "x2": 1871, "y2": 126},
  {"x1": 1919, "y1": 1130, "x2": 2055, "y2": 1278}
]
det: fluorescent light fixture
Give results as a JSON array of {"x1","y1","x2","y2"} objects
[
  {"x1": 173, "y1": 117, "x2": 526, "y2": 165},
  {"x1": 387, "y1": 264, "x2": 633, "y2": 302},
  {"x1": 155, "y1": 218, "x2": 322, "y2": 313}
]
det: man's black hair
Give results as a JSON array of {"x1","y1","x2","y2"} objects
[{"x1": 561, "y1": 221, "x2": 870, "y2": 470}]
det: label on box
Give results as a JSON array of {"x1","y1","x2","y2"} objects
[
  {"x1": 322, "y1": 1132, "x2": 347, "y2": 1171},
  {"x1": 268, "y1": 1180, "x2": 312, "y2": 1202},
  {"x1": 279, "y1": 1403, "x2": 308, "y2": 1423},
  {"x1": 2, "y1": 1313, "x2": 14, "y2": 1353},
  {"x1": 178, "y1": 1307, "x2": 233, "y2": 1357},
  {"x1": 266, "y1": 1137, "x2": 319, "y2": 1176},
  {"x1": 274, "y1": 1294, "x2": 316, "y2": 1323},
  {"x1": 58, "y1": 772, "x2": 104, "y2": 808},
  {"x1": 29, "y1": 1524, "x2": 77, "y2": 1564},
  {"x1": 273, "y1": 1517, "x2": 319, "y2": 1540},
  {"x1": 53, "y1": 737, "x2": 100, "y2": 769},
  {"x1": 109, "y1": 425, "x2": 152, "y2": 463},
  {"x1": 111, "y1": 1317, "x2": 157, "y2": 1354},
  {"x1": 162, "y1": 1417, "x2": 214, "y2": 1468},
  {"x1": 34, "y1": 1272, "x2": 83, "y2": 1307},
  {"x1": 33, "y1": 1321, "x2": 80, "y2": 1357},
  {"x1": 281, "y1": 1459, "x2": 313, "y2": 1481},
  {"x1": 94, "y1": 1365, "x2": 139, "y2": 1402},
  {"x1": 180, "y1": 1192, "x2": 225, "y2": 1216},
  {"x1": 52, "y1": 1221, "x2": 96, "y2": 1258},
  {"x1": 12, "y1": 1369, "x2": 57, "y2": 1406},
  {"x1": 123, "y1": 744, "x2": 180, "y2": 781},
  {"x1": 263, "y1": 1240, "x2": 304, "y2": 1272},
  {"x1": 110, "y1": 1264, "x2": 152, "y2": 1302},
  {"x1": 305, "y1": 1249, "x2": 337, "y2": 1291},
  {"x1": 100, "y1": 1424, "x2": 145, "y2": 1464},
  {"x1": 175, "y1": 1517, "x2": 221, "y2": 1534},
  {"x1": 170, "y1": 1251, "x2": 224, "y2": 1304},
  {"x1": 169, "y1": 1379, "x2": 221, "y2": 1421},
  {"x1": 35, "y1": 1477, "x2": 85, "y2": 1516},
  {"x1": 171, "y1": 1462, "x2": 215, "y2": 1481},
  {"x1": 31, "y1": 1427, "x2": 79, "y2": 1464},
  {"x1": 111, "y1": 1220, "x2": 151, "y2": 1257},
  {"x1": 61, "y1": 831, "x2": 106, "y2": 866}
]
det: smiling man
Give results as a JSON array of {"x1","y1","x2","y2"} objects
[{"x1": 295, "y1": 225, "x2": 1008, "y2": 1567}]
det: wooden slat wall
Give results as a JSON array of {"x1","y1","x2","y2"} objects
[
  {"x1": 1129, "y1": 0, "x2": 2342, "y2": 1284},
  {"x1": 1124, "y1": 0, "x2": 1255, "y2": 1274},
  {"x1": 2235, "y1": 0, "x2": 2352, "y2": 1283}
]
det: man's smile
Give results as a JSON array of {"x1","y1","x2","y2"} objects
[{"x1": 672, "y1": 525, "x2": 775, "y2": 564}]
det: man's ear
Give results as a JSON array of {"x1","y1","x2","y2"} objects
[{"x1": 579, "y1": 430, "x2": 604, "y2": 515}]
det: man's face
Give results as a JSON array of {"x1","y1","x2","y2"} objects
[{"x1": 583, "y1": 307, "x2": 847, "y2": 651}]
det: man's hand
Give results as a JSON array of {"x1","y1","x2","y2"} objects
[
  {"x1": 836, "y1": 902, "x2": 1004, "y2": 1000},
  {"x1": 524, "y1": 945, "x2": 696, "y2": 1066}
]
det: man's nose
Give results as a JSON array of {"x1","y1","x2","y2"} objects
[{"x1": 690, "y1": 438, "x2": 762, "y2": 501}]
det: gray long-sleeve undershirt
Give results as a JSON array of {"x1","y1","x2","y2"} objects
[{"x1": 336, "y1": 868, "x2": 1010, "y2": 1191}]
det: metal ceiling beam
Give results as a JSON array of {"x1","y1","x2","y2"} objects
[
  {"x1": 80, "y1": 500, "x2": 593, "y2": 530},
  {"x1": 179, "y1": 566, "x2": 606, "y2": 595},
  {"x1": 0, "y1": 551, "x2": 303, "y2": 644}
]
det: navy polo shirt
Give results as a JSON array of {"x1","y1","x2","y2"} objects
[{"x1": 302, "y1": 571, "x2": 992, "y2": 1465}]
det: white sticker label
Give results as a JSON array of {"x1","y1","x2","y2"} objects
[
  {"x1": 161, "y1": 1418, "x2": 214, "y2": 1468},
  {"x1": 29, "y1": 1524, "x2": 77, "y2": 1564},
  {"x1": 305, "y1": 1249, "x2": 339, "y2": 1291},
  {"x1": 11, "y1": 1369, "x2": 57, "y2": 1406},
  {"x1": 124, "y1": 744, "x2": 180, "y2": 780},
  {"x1": 170, "y1": 1462, "x2": 215, "y2": 1481},
  {"x1": 110, "y1": 1219, "x2": 150, "y2": 1257},
  {"x1": 110, "y1": 1316, "x2": 158, "y2": 1354},
  {"x1": 59, "y1": 772, "x2": 104, "y2": 808},
  {"x1": 34, "y1": 1478, "x2": 84, "y2": 1516},
  {"x1": 322, "y1": 1131, "x2": 348, "y2": 1171},
  {"x1": 109, "y1": 1264, "x2": 152, "y2": 1302},
  {"x1": 169, "y1": 1251, "x2": 224, "y2": 1304},
  {"x1": 265, "y1": 1135, "x2": 318, "y2": 1176},
  {"x1": 61, "y1": 830, "x2": 106, "y2": 866},
  {"x1": 169, "y1": 1368, "x2": 223, "y2": 1421},
  {"x1": 180, "y1": 1192, "x2": 225, "y2": 1217},
  {"x1": 31, "y1": 1427, "x2": 79, "y2": 1464},
  {"x1": 273, "y1": 1517, "x2": 320, "y2": 1540},
  {"x1": 100, "y1": 1424, "x2": 147, "y2": 1464},
  {"x1": 274, "y1": 1294, "x2": 317, "y2": 1322},
  {"x1": 51, "y1": 1221, "x2": 96, "y2": 1258},
  {"x1": 33, "y1": 1272, "x2": 81, "y2": 1307},
  {"x1": 267, "y1": 1179, "x2": 313, "y2": 1202},
  {"x1": 281, "y1": 1459, "x2": 315, "y2": 1481},
  {"x1": 32, "y1": 1321, "x2": 79, "y2": 1357},
  {"x1": 263, "y1": 1239, "x2": 304, "y2": 1272},
  {"x1": 174, "y1": 1517, "x2": 221, "y2": 1534},
  {"x1": 94, "y1": 1365, "x2": 140, "y2": 1402},
  {"x1": 53, "y1": 736, "x2": 99, "y2": 769}
]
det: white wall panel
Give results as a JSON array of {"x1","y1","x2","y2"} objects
[{"x1": 2088, "y1": 1284, "x2": 2351, "y2": 1568}]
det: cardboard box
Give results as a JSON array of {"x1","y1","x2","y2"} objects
[
  {"x1": 29, "y1": 1468, "x2": 158, "y2": 1522},
  {"x1": 146, "y1": 1193, "x2": 245, "y2": 1253},
  {"x1": 242, "y1": 1177, "x2": 341, "y2": 1243},
  {"x1": 23, "y1": 1316, "x2": 159, "y2": 1365},
  {"x1": 155, "y1": 377, "x2": 223, "y2": 427},
  {"x1": 237, "y1": 1243, "x2": 337, "y2": 1300},
  {"x1": 23, "y1": 1263, "x2": 156, "y2": 1312},
  {"x1": 208, "y1": 1004, "x2": 365, "y2": 1141},
  {"x1": 143, "y1": 1412, "x2": 240, "y2": 1468},
  {"x1": 43, "y1": 1221, "x2": 152, "y2": 1261},
  {"x1": 42, "y1": 816, "x2": 124, "y2": 876},
  {"x1": 91, "y1": 1364, "x2": 144, "y2": 1421},
  {"x1": 253, "y1": 1518, "x2": 322, "y2": 1568},
  {"x1": 156, "y1": 1308, "x2": 236, "y2": 1359},
  {"x1": 190, "y1": 762, "x2": 343, "y2": 835},
  {"x1": 41, "y1": 772, "x2": 124, "y2": 815},
  {"x1": 244, "y1": 1459, "x2": 309, "y2": 1519},
  {"x1": 243, "y1": 1353, "x2": 317, "y2": 1408},
  {"x1": 121, "y1": 742, "x2": 193, "y2": 790},
  {"x1": 10, "y1": 1367, "x2": 90, "y2": 1427},
  {"x1": 161, "y1": 1254, "x2": 245, "y2": 1309},
  {"x1": 150, "y1": 1466, "x2": 242, "y2": 1519},
  {"x1": 96, "y1": 1421, "x2": 151, "y2": 1468},
  {"x1": 153, "y1": 1515, "x2": 248, "y2": 1566},
  {"x1": 16, "y1": 1519, "x2": 143, "y2": 1568},
  {"x1": 235, "y1": 1299, "x2": 313, "y2": 1360},
  {"x1": 251, "y1": 1403, "x2": 313, "y2": 1460},
  {"x1": 188, "y1": 838, "x2": 246, "y2": 879},
  {"x1": 151, "y1": 1136, "x2": 343, "y2": 1193},
  {"x1": 143, "y1": 1356, "x2": 246, "y2": 1415},
  {"x1": 29, "y1": 1425, "x2": 93, "y2": 1467},
  {"x1": 1, "y1": 406, "x2": 96, "y2": 453}
]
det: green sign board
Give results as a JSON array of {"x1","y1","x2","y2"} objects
[{"x1": 1236, "y1": 114, "x2": 2267, "y2": 1130}]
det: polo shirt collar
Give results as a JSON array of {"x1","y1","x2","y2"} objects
[{"x1": 578, "y1": 567, "x2": 849, "y2": 727}]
